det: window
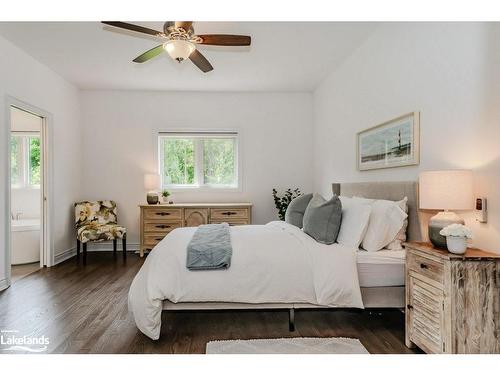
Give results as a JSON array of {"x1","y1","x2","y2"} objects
[
  {"x1": 159, "y1": 132, "x2": 239, "y2": 189},
  {"x1": 11, "y1": 133, "x2": 41, "y2": 188}
]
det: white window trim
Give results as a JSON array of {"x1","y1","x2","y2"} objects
[
  {"x1": 11, "y1": 132, "x2": 40, "y2": 190},
  {"x1": 158, "y1": 131, "x2": 242, "y2": 192}
]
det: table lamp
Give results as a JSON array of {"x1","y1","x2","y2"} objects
[
  {"x1": 419, "y1": 170, "x2": 473, "y2": 248},
  {"x1": 144, "y1": 174, "x2": 160, "y2": 205}
]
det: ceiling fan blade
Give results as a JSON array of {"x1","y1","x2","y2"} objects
[
  {"x1": 175, "y1": 21, "x2": 193, "y2": 31},
  {"x1": 189, "y1": 49, "x2": 213, "y2": 73},
  {"x1": 133, "y1": 45, "x2": 164, "y2": 63},
  {"x1": 197, "y1": 34, "x2": 251, "y2": 46},
  {"x1": 102, "y1": 21, "x2": 164, "y2": 37}
]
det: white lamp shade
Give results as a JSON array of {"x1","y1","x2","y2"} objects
[
  {"x1": 144, "y1": 174, "x2": 160, "y2": 191},
  {"x1": 419, "y1": 170, "x2": 473, "y2": 210}
]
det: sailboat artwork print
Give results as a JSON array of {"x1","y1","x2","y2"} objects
[{"x1": 357, "y1": 112, "x2": 420, "y2": 171}]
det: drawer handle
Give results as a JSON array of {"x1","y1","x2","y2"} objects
[
  {"x1": 407, "y1": 304, "x2": 413, "y2": 310},
  {"x1": 222, "y1": 211, "x2": 237, "y2": 216},
  {"x1": 155, "y1": 237, "x2": 163, "y2": 241},
  {"x1": 156, "y1": 212, "x2": 171, "y2": 216},
  {"x1": 420, "y1": 263, "x2": 428, "y2": 269},
  {"x1": 155, "y1": 225, "x2": 171, "y2": 229}
]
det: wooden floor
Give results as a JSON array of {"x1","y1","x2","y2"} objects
[
  {"x1": 11, "y1": 262, "x2": 40, "y2": 283},
  {"x1": 0, "y1": 252, "x2": 421, "y2": 354}
]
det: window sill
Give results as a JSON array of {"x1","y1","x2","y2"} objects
[
  {"x1": 163, "y1": 186, "x2": 241, "y2": 193},
  {"x1": 11, "y1": 186, "x2": 41, "y2": 191}
]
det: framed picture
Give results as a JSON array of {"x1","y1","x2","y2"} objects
[{"x1": 357, "y1": 111, "x2": 420, "y2": 171}]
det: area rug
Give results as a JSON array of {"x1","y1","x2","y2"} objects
[{"x1": 206, "y1": 337, "x2": 369, "y2": 354}]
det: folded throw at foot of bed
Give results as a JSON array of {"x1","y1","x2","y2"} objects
[{"x1": 186, "y1": 223, "x2": 232, "y2": 270}]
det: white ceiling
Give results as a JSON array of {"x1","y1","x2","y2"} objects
[{"x1": 0, "y1": 22, "x2": 377, "y2": 92}]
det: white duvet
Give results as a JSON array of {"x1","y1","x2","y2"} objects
[{"x1": 128, "y1": 221, "x2": 363, "y2": 339}]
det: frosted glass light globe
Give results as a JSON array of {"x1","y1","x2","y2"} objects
[{"x1": 163, "y1": 40, "x2": 195, "y2": 62}]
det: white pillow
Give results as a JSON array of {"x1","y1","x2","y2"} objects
[
  {"x1": 354, "y1": 196, "x2": 408, "y2": 250},
  {"x1": 337, "y1": 196, "x2": 372, "y2": 248},
  {"x1": 353, "y1": 197, "x2": 408, "y2": 252},
  {"x1": 386, "y1": 197, "x2": 408, "y2": 250}
]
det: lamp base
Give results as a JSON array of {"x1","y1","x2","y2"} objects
[
  {"x1": 146, "y1": 192, "x2": 159, "y2": 205},
  {"x1": 428, "y1": 211, "x2": 464, "y2": 249}
]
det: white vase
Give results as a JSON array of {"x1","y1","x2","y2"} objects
[{"x1": 446, "y1": 236, "x2": 467, "y2": 255}]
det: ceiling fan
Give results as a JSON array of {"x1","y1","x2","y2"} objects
[{"x1": 101, "y1": 21, "x2": 251, "y2": 73}]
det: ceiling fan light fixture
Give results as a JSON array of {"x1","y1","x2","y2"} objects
[{"x1": 163, "y1": 40, "x2": 195, "y2": 62}]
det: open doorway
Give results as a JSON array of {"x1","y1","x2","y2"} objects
[{"x1": 8, "y1": 103, "x2": 50, "y2": 283}]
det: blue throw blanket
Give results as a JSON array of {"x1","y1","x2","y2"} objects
[{"x1": 186, "y1": 223, "x2": 232, "y2": 270}]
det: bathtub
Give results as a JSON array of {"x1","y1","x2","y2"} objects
[{"x1": 11, "y1": 219, "x2": 40, "y2": 265}]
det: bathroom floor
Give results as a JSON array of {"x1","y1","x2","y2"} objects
[{"x1": 11, "y1": 262, "x2": 40, "y2": 283}]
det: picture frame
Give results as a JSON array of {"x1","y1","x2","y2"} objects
[{"x1": 357, "y1": 111, "x2": 420, "y2": 171}]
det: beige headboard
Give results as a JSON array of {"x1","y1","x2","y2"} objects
[{"x1": 332, "y1": 181, "x2": 423, "y2": 242}]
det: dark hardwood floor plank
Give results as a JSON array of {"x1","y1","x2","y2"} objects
[{"x1": 0, "y1": 252, "x2": 421, "y2": 354}]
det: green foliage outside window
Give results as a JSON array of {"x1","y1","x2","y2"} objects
[
  {"x1": 203, "y1": 139, "x2": 236, "y2": 186},
  {"x1": 160, "y1": 136, "x2": 237, "y2": 188},
  {"x1": 29, "y1": 137, "x2": 41, "y2": 185},
  {"x1": 10, "y1": 135, "x2": 41, "y2": 187},
  {"x1": 162, "y1": 138, "x2": 195, "y2": 185}
]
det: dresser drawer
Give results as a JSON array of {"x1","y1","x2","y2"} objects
[
  {"x1": 143, "y1": 207, "x2": 182, "y2": 220},
  {"x1": 210, "y1": 219, "x2": 249, "y2": 226},
  {"x1": 144, "y1": 221, "x2": 182, "y2": 233},
  {"x1": 408, "y1": 275, "x2": 444, "y2": 353},
  {"x1": 408, "y1": 251, "x2": 444, "y2": 286},
  {"x1": 143, "y1": 233, "x2": 168, "y2": 246},
  {"x1": 211, "y1": 208, "x2": 249, "y2": 220}
]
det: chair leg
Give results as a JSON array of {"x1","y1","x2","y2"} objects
[
  {"x1": 83, "y1": 242, "x2": 87, "y2": 265},
  {"x1": 113, "y1": 239, "x2": 117, "y2": 254},
  {"x1": 122, "y1": 235, "x2": 127, "y2": 260},
  {"x1": 76, "y1": 240, "x2": 81, "y2": 260}
]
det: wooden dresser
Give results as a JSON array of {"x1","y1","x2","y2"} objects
[
  {"x1": 404, "y1": 242, "x2": 500, "y2": 354},
  {"x1": 139, "y1": 203, "x2": 252, "y2": 257}
]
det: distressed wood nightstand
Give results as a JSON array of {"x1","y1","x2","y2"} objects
[{"x1": 404, "y1": 241, "x2": 500, "y2": 353}]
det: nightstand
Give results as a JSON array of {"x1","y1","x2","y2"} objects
[{"x1": 404, "y1": 241, "x2": 500, "y2": 354}]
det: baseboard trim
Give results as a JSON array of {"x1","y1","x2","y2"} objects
[
  {"x1": 0, "y1": 277, "x2": 10, "y2": 291},
  {"x1": 85, "y1": 242, "x2": 140, "y2": 252},
  {"x1": 54, "y1": 247, "x2": 77, "y2": 265},
  {"x1": 54, "y1": 243, "x2": 140, "y2": 265}
]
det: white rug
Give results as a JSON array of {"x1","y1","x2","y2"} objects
[{"x1": 206, "y1": 337, "x2": 369, "y2": 354}]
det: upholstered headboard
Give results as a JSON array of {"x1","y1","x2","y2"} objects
[{"x1": 332, "y1": 181, "x2": 423, "y2": 242}]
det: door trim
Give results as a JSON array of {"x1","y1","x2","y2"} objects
[{"x1": 3, "y1": 96, "x2": 54, "y2": 289}]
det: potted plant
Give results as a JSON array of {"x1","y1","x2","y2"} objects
[
  {"x1": 272, "y1": 188, "x2": 302, "y2": 221},
  {"x1": 161, "y1": 190, "x2": 171, "y2": 204},
  {"x1": 439, "y1": 223, "x2": 472, "y2": 254}
]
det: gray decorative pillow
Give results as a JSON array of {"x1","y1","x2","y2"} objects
[
  {"x1": 303, "y1": 194, "x2": 342, "y2": 245},
  {"x1": 285, "y1": 193, "x2": 313, "y2": 228}
]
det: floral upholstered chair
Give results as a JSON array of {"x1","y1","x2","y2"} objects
[{"x1": 74, "y1": 200, "x2": 127, "y2": 264}]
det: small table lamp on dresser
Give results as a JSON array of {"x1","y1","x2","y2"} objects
[
  {"x1": 419, "y1": 170, "x2": 474, "y2": 248},
  {"x1": 144, "y1": 173, "x2": 161, "y2": 205}
]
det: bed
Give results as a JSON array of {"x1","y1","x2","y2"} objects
[{"x1": 129, "y1": 181, "x2": 422, "y2": 340}]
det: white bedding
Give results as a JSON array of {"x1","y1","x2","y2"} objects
[
  {"x1": 356, "y1": 249, "x2": 406, "y2": 287},
  {"x1": 128, "y1": 221, "x2": 363, "y2": 339}
]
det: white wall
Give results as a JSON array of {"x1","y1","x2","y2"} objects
[
  {"x1": 313, "y1": 23, "x2": 500, "y2": 253},
  {"x1": 0, "y1": 35, "x2": 81, "y2": 286},
  {"x1": 80, "y1": 90, "x2": 313, "y2": 246}
]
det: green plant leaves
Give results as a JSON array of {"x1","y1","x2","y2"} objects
[{"x1": 272, "y1": 188, "x2": 303, "y2": 221}]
